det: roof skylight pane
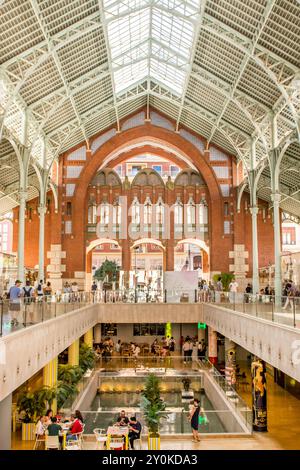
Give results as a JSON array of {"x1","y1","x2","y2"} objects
[{"x1": 103, "y1": 0, "x2": 201, "y2": 95}]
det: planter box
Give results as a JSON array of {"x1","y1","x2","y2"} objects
[
  {"x1": 148, "y1": 433, "x2": 160, "y2": 450},
  {"x1": 22, "y1": 422, "x2": 36, "y2": 441}
]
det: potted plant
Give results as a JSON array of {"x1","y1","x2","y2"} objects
[
  {"x1": 79, "y1": 343, "x2": 96, "y2": 374},
  {"x1": 94, "y1": 260, "x2": 120, "y2": 290},
  {"x1": 17, "y1": 389, "x2": 46, "y2": 441},
  {"x1": 140, "y1": 374, "x2": 168, "y2": 450}
]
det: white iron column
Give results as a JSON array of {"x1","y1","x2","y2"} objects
[
  {"x1": 271, "y1": 192, "x2": 282, "y2": 305},
  {"x1": 17, "y1": 190, "x2": 27, "y2": 282},
  {"x1": 250, "y1": 206, "x2": 259, "y2": 294},
  {"x1": 38, "y1": 204, "x2": 47, "y2": 282}
]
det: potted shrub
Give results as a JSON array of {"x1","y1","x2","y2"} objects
[
  {"x1": 17, "y1": 389, "x2": 45, "y2": 441},
  {"x1": 141, "y1": 374, "x2": 168, "y2": 450},
  {"x1": 79, "y1": 343, "x2": 96, "y2": 374},
  {"x1": 182, "y1": 377, "x2": 191, "y2": 392}
]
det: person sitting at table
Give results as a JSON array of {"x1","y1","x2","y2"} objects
[
  {"x1": 45, "y1": 409, "x2": 53, "y2": 425},
  {"x1": 35, "y1": 415, "x2": 47, "y2": 438},
  {"x1": 66, "y1": 411, "x2": 83, "y2": 441},
  {"x1": 128, "y1": 416, "x2": 142, "y2": 450},
  {"x1": 133, "y1": 344, "x2": 140, "y2": 359},
  {"x1": 115, "y1": 410, "x2": 129, "y2": 426},
  {"x1": 47, "y1": 417, "x2": 62, "y2": 437}
]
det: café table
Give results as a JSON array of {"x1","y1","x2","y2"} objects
[{"x1": 106, "y1": 425, "x2": 129, "y2": 450}]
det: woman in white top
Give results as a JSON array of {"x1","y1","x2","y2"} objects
[{"x1": 35, "y1": 416, "x2": 47, "y2": 436}]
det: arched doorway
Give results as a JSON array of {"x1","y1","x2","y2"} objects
[
  {"x1": 130, "y1": 238, "x2": 165, "y2": 296},
  {"x1": 175, "y1": 239, "x2": 210, "y2": 281},
  {"x1": 85, "y1": 238, "x2": 121, "y2": 290}
]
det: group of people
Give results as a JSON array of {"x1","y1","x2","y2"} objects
[
  {"x1": 114, "y1": 410, "x2": 142, "y2": 450},
  {"x1": 35, "y1": 409, "x2": 84, "y2": 449},
  {"x1": 181, "y1": 336, "x2": 207, "y2": 363},
  {"x1": 4, "y1": 279, "x2": 53, "y2": 326}
]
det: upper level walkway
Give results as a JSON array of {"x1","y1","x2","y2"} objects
[{"x1": 1, "y1": 290, "x2": 300, "y2": 401}]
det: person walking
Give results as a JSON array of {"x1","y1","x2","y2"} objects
[
  {"x1": 8, "y1": 280, "x2": 22, "y2": 326},
  {"x1": 183, "y1": 338, "x2": 190, "y2": 364}
]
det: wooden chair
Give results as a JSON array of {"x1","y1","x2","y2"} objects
[
  {"x1": 45, "y1": 435, "x2": 59, "y2": 450},
  {"x1": 93, "y1": 428, "x2": 107, "y2": 450},
  {"x1": 33, "y1": 434, "x2": 45, "y2": 450}
]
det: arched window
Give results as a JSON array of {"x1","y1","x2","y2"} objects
[
  {"x1": 88, "y1": 204, "x2": 97, "y2": 224},
  {"x1": 174, "y1": 198, "x2": 183, "y2": 225},
  {"x1": 199, "y1": 197, "x2": 208, "y2": 224},
  {"x1": 156, "y1": 197, "x2": 164, "y2": 226},
  {"x1": 113, "y1": 198, "x2": 121, "y2": 226},
  {"x1": 187, "y1": 197, "x2": 195, "y2": 225},
  {"x1": 99, "y1": 200, "x2": 109, "y2": 225},
  {"x1": 131, "y1": 197, "x2": 140, "y2": 225},
  {"x1": 144, "y1": 197, "x2": 152, "y2": 225}
]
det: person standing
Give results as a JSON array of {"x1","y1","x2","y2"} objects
[
  {"x1": 23, "y1": 280, "x2": 35, "y2": 325},
  {"x1": 189, "y1": 398, "x2": 201, "y2": 443},
  {"x1": 229, "y1": 279, "x2": 238, "y2": 303},
  {"x1": 183, "y1": 338, "x2": 190, "y2": 364},
  {"x1": 8, "y1": 280, "x2": 22, "y2": 326}
]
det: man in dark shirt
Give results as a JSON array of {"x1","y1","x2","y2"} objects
[
  {"x1": 47, "y1": 417, "x2": 62, "y2": 436},
  {"x1": 115, "y1": 410, "x2": 129, "y2": 426},
  {"x1": 128, "y1": 416, "x2": 142, "y2": 449}
]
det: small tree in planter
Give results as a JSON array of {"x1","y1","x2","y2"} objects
[
  {"x1": 140, "y1": 374, "x2": 168, "y2": 450},
  {"x1": 94, "y1": 260, "x2": 120, "y2": 289}
]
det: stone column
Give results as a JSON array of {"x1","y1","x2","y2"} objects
[
  {"x1": 208, "y1": 327, "x2": 218, "y2": 365},
  {"x1": 225, "y1": 339, "x2": 236, "y2": 388},
  {"x1": 271, "y1": 192, "x2": 282, "y2": 306},
  {"x1": 43, "y1": 357, "x2": 58, "y2": 414},
  {"x1": 68, "y1": 339, "x2": 80, "y2": 366},
  {"x1": 121, "y1": 239, "x2": 131, "y2": 288},
  {"x1": 38, "y1": 205, "x2": 47, "y2": 282},
  {"x1": 164, "y1": 239, "x2": 174, "y2": 272},
  {"x1": 84, "y1": 328, "x2": 94, "y2": 348},
  {"x1": 94, "y1": 324, "x2": 101, "y2": 344},
  {"x1": 0, "y1": 393, "x2": 12, "y2": 449},
  {"x1": 251, "y1": 358, "x2": 267, "y2": 432},
  {"x1": 17, "y1": 190, "x2": 27, "y2": 282},
  {"x1": 229, "y1": 244, "x2": 249, "y2": 295},
  {"x1": 250, "y1": 206, "x2": 259, "y2": 294},
  {"x1": 46, "y1": 244, "x2": 66, "y2": 292}
]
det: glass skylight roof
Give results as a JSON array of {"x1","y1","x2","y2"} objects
[{"x1": 103, "y1": 0, "x2": 201, "y2": 95}]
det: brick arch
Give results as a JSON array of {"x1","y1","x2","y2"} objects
[{"x1": 71, "y1": 124, "x2": 224, "y2": 274}]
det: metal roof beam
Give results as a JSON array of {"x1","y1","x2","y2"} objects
[
  {"x1": 201, "y1": 11, "x2": 300, "y2": 138},
  {"x1": 175, "y1": 0, "x2": 206, "y2": 132},
  {"x1": 98, "y1": 0, "x2": 120, "y2": 131},
  {"x1": 206, "y1": 0, "x2": 278, "y2": 145}
]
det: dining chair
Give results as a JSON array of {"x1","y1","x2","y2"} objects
[
  {"x1": 33, "y1": 434, "x2": 45, "y2": 450},
  {"x1": 109, "y1": 437, "x2": 125, "y2": 450},
  {"x1": 45, "y1": 435, "x2": 59, "y2": 450},
  {"x1": 93, "y1": 428, "x2": 107, "y2": 450}
]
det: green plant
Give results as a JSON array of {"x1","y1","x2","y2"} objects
[
  {"x1": 17, "y1": 389, "x2": 47, "y2": 423},
  {"x1": 94, "y1": 260, "x2": 119, "y2": 283},
  {"x1": 213, "y1": 273, "x2": 235, "y2": 292},
  {"x1": 79, "y1": 343, "x2": 95, "y2": 374},
  {"x1": 58, "y1": 364, "x2": 83, "y2": 385},
  {"x1": 36, "y1": 386, "x2": 57, "y2": 410},
  {"x1": 141, "y1": 374, "x2": 168, "y2": 435},
  {"x1": 57, "y1": 382, "x2": 78, "y2": 409}
]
